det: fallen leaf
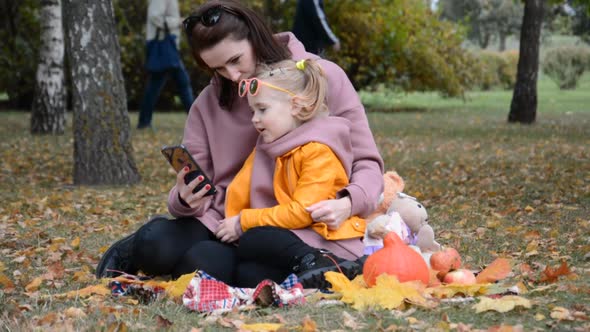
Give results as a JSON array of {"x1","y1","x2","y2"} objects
[
  {"x1": 64, "y1": 307, "x2": 87, "y2": 319},
  {"x1": 534, "y1": 313, "x2": 545, "y2": 321},
  {"x1": 539, "y1": 261, "x2": 571, "y2": 283},
  {"x1": 239, "y1": 323, "x2": 283, "y2": 331},
  {"x1": 25, "y1": 277, "x2": 43, "y2": 292},
  {"x1": 342, "y1": 311, "x2": 365, "y2": 329},
  {"x1": 476, "y1": 258, "x2": 512, "y2": 283},
  {"x1": 550, "y1": 306, "x2": 574, "y2": 321},
  {"x1": 59, "y1": 284, "x2": 110, "y2": 299},
  {"x1": 428, "y1": 283, "x2": 489, "y2": 299},
  {"x1": 70, "y1": 237, "x2": 80, "y2": 249},
  {"x1": 156, "y1": 315, "x2": 173, "y2": 328},
  {"x1": 473, "y1": 296, "x2": 532, "y2": 313},
  {"x1": 302, "y1": 315, "x2": 317, "y2": 332},
  {"x1": 37, "y1": 312, "x2": 58, "y2": 326},
  {"x1": 0, "y1": 273, "x2": 15, "y2": 290},
  {"x1": 326, "y1": 272, "x2": 430, "y2": 310},
  {"x1": 72, "y1": 271, "x2": 93, "y2": 283},
  {"x1": 487, "y1": 324, "x2": 524, "y2": 332}
]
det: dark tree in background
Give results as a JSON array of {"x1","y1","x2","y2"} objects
[
  {"x1": 63, "y1": 0, "x2": 140, "y2": 185},
  {"x1": 31, "y1": 0, "x2": 66, "y2": 134},
  {"x1": 508, "y1": 0, "x2": 544, "y2": 124}
]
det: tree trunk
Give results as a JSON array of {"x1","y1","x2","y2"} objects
[
  {"x1": 63, "y1": 0, "x2": 140, "y2": 185},
  {"x1": 31, "y1": 0, "x2": 66, "y2": 134},
  {"x1": 508, "y1": 0, "x2": 544, "y2": 124},
  {"x1": 478, "y1": 31, "x2": 491, "y2": 49},
  {"x1": 498, "y1": 31, "x2": 507, "y2": 52}
]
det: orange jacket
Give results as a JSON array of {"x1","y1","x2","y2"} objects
[{"x1": 225, "y1": 142, "x2": 365, "y2": 240}]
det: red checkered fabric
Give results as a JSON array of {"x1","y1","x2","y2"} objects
[{"x1": 183, "y1": 271, "x2": 305, "y2": 313}]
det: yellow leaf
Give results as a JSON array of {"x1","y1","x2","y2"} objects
[
  {"x1": 240, "y1": 323, "x2": 283, "y2": 331},
  {"x1": 64, "y1": 307, "x2": 87, "y2": 319},
  {"x1": 428, "y1": 283, "x2": 489, "y2": 299},
  {"x1": 524, "y1": 206, "x2": 535, "y2": 213},
  {"x1": 302, "y1": 315, "x2": 317, "y2": 332},
  {"x1": 325, "y1": 272, "x2": 429, "y2": 311},
  {"x1": 25, "y1": 277, "x2": 43, "y2": 292},
  {"x1": 163, "y1": 272, "x2": 194, "y2": 298},
  {"x1": 72, "y1": 271, "x2": 92, "y2": 283},
  {"x1": 550, "y1": 306, "x2": 573, "y2": 321},
  {"x1": 60, "y1": 284, "x2": 110, "y2": 299},
  {"x1": 473, "y1": 296, "x2": 532, "y2": 313},
  {"x1": 110, "y1": 272, "x2": 194, "y2": 299},
  {"x1": 70, "y1": 237, "x2": 80, "y2": 249},
  {"x1": 534, "y1": 313, "x2": 545, "y2": 321},
  {"x1": 51, "y1": 237, "x2": 66, "y2": 244}
]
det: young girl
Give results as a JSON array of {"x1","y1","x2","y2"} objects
[{"x1": 215, "y1": 59, "x2": 366, "y2": 288}]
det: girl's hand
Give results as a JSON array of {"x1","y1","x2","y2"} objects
[
  {"x1": 215, "y1": 215, "x2": 243, "y2": 243},
  {"x1": 306, "y1": 196, "x2": 352, "y2": 230},
  {"x1": 177, "y1": 166, "x2": 211, "y2": 209}
]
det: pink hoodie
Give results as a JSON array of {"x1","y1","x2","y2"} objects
[{"x1": 167, "y1": 32, "x2": 384, "y2": 260}]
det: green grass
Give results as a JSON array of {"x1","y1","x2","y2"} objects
[
  {"x1": 0, "y1": 78, "x2": 589, "y2": 330},
  {"x1": 361, "y1": 73, "x2": 590, "y2": 115}
]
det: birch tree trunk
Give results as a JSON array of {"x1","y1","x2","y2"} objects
[
  {"x1": 63, "y1": 0, "x2": 140, "y2": 185},
  {"x1": 31, "y1": 0, "x2": 66, "y2": 134},
  {"x1": 508, "y1": 0, "x2": 544, "y2": 124}
]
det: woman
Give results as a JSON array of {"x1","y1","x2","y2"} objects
[{"x1": 96, "y1": 0, "x2": 383, "y2": 288}]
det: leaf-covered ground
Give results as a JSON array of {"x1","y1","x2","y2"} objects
[{"x1": 1, "y1": 81, "x2": 589, "y2": 330}]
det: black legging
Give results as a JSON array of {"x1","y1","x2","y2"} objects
[{"x1": 132, "y1": 217, "x2": 319, "y2": 287}]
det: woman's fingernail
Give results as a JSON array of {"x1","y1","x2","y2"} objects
[
  {"x1": 183, "y1": 166, "x2": 189, "y2": 172},
  {"x1": 205, "y1": 184, "x2": 211, "y2": 190},
  {"x1": 198, "y1": 176, "x2": 204, "y2": 181}
]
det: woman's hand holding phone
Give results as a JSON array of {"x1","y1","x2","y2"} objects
[{"x1": 176, "y1": 166, "x2": 212, "y2": 209}]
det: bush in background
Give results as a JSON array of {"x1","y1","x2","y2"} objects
[
  {"x1": 471, "y1": 50, "x2": 518, "y2": 90},
  {"x1": 324, "y1": 0, "x2": 477, "y2": 97},
  {"x1": 0, "y1": 0, "x2": 487, "y2": 109},
  {"x1": 542, "y1": 46, "x2": 590, "y2": 89}
]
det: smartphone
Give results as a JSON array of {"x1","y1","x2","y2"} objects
[{"x1": 161, "y1": 144, "x2": 217, "y2": 196}]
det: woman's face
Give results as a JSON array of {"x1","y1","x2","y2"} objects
[{"x1": 199, "y1": 37, "x2": 256, "y2": 83}]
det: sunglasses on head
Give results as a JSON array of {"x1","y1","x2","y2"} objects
[
  {"x1": 238, "y1": 78, "x2": 297, "y2": 97},
  {"x1": 183, "y1": 5, "x2": 239, "y2": 38}
]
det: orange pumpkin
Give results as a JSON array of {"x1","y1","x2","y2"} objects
[
  {"x1": 363, "y1": 232, "x2": 430, "y2": 286},
  {"x1": 430, "y1": 247, "x2": 462, "y2": 278}
]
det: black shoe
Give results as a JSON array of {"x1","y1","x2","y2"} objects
[
  {"x1": 95, "y1": 232, "x2": 138, "y2": 279},
  {"x1": 294, "y1": 250, "x2": 362, "y2": 290}
]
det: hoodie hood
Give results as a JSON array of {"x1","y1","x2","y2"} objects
[{"x1": 275, "y1": 32, "x2": 321, "y2": 61}]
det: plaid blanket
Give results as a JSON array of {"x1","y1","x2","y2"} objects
[{"x1": 183, "y1": 271, "x2": 305, "y2": 313}]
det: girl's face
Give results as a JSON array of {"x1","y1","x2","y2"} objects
[
  {"x1": 199, "y1": 37, "x2": 256, "y2": 83},
  {"x1": 248, "y1": 86, "x2": 301, "y2": 143}
]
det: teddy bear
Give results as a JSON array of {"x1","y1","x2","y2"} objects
[
  {"x1": 387, "y1": 192, "x2": 441, "y2": 253},
  {"x1": 363, "y1": 172, "x2": 440, "y2": 256}
]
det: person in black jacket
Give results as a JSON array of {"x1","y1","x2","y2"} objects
[{"x1": 292, "y1": 0, "x2": 340, "y2": 55}]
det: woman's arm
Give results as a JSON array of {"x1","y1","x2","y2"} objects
[
  {"x1": 167, "y1": 100, "x2": 214, "y2": 217},
  {"x1": 319, "y1": 60, "x2": 384, "y2": 218}
]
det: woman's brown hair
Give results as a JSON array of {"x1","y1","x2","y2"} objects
[{"x1": 185, "y1": 0, "x2": 291, "y2": 110}]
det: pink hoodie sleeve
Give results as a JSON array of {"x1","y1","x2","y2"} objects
[{"x1": 321, "y1": 60, "x2": 384, "y2": 217}]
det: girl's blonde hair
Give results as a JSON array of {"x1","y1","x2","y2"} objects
[{"x1": 255, "y1": 59, "x2": 328, "y2": 121}]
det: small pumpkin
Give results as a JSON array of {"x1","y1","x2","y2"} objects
[
  {"x1": 430, "y1": 247, "x2": 462, "y2": 278},
  {"x1": 363, "y1": 232, "x2": 430, "y2": 286}
]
